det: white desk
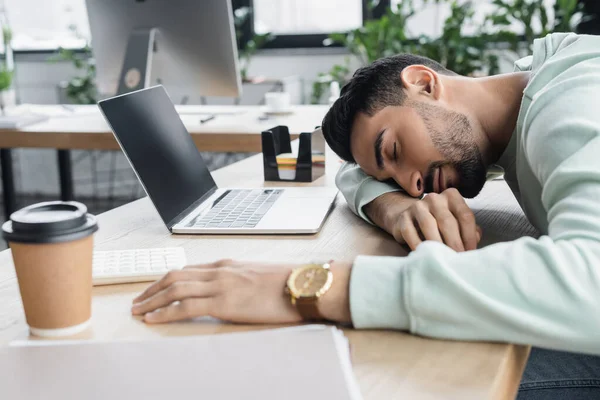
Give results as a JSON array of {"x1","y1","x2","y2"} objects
[
  {"x1": 3, "y1": 104, "x2": 328, "y2": 152},
  {"x1": 0, "y1": 104, "x2": 329, "y2": 219}
]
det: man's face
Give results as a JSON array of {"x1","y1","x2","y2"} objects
[{"x1": 350, "y1": 102, "x2": 487, "y2": 198}]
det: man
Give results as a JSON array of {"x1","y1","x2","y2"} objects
[{"x1": 131, "y1": 33, "x2": 600, "y2": 398}]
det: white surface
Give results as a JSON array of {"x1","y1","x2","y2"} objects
[
  {"x1": 0, "y1": 112, "x2": 48, "y2": 129},
  {"x1": 29, "y1": 319, "x2": 91, "y2": 338},
  {"x1": 92, "y1": 247, "x2": 186, "y2": 286},
  {"x1": 264, "y1": 91, "x2": 291, "y2": 112},
  {"x1": 2, "y1": 326, "x2": 362, "y2": 400}
]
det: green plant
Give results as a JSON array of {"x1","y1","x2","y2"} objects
[
  {"x1": 416, "y1": 1, "x2": 505, "y2": 76},
  {"x1": 52, "y1": 45, "x2": 97, "y2": 105},
  {"x1": 489, "y1": 0, "x2": 585, "y2": 52},
  {"x1": 312, "y1": 0, "x2": 505, "y2": 103},
  {"x1": 311, "y1": 0, "x2": 588, "y2": 104},
  {"x1": 311, "y1": 0, "x2": 423, "y2": 103},
  {"x1": 233, "y1": 6, "x2": 274, "y2": 81},
  {"x1": 0, "y1": 26, "x2": 13, "y2": 93},
  {"x1": 326, "y1": 0, "x2": 423, "y2": 66},
  {"x1": 311, "y1": 63, "x2": 351, "y2": 105}
]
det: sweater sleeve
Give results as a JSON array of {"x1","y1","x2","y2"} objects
[{"x1": 335, "y1": 162, "x2": 403, "y2": 224}]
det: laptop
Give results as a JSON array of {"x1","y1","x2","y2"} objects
[{"x1": 97, "y1": 86, "x2": 338, "y2": 234}]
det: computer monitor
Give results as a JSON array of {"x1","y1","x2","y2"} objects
[{"x1": 85, "y1": 0, "x2": 242, "y2": 99}]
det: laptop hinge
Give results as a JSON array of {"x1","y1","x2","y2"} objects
[{"x1": 167, "y1": 187, "x2": 220, "y2": 230}]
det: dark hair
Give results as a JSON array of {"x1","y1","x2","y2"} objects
[{"x1": 321, "y1": 54, "x2": 453, "y2": 163}]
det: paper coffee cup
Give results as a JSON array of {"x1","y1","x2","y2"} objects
[
  {"x1": 2, "y1": 201, "x2": 98, "y2": 337},
  {"x1": 264, "y1": 91, "x2": 291, "y2": 112}
]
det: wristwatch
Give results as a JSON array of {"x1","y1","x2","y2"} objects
[{"x1": 285, "y1": 262, "x2": 333, "y2": 321}]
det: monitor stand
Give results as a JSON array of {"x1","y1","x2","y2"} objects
[
  {"x1": 117, "y1": 28, "x2": 218, "y2": 123},
  {"x1": 117, "y1": 28, "x2": 158, "y2": 95}
]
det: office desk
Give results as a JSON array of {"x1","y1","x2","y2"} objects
[
  {"x1": 0, "y1": 104, "x2": 328, "y2": 218},
  {"x1": 0, "y1": 151, "x2": 534, "y2": 399}
]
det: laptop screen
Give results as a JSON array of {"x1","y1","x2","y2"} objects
[{"x1": 98, "y1": 86, "x2": 217, "y2": 228}]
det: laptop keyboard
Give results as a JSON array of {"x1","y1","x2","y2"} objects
[{"x1": 190, "y1": 189, "x2": 283, "y2": 229}]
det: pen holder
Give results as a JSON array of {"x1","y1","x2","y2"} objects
[{"x1": 261, "y1": 125, "x2": 326, "y2": 182}]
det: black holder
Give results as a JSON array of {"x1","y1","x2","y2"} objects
[{"x1": 261, "y1": 125, "x2": 326, "y2": 182}]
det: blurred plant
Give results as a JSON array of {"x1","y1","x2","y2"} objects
[
  {"x1": 0, "y1": 9, "x2": 14, "y2": 115},
  {"x1": 312, "y1": 0, "x2": 590, "y2": 104},
  {"x1": 325, "y1": 0, "x2": 423, "y2": 66},
  {"x1": 416, "y1": 0, "x2": 508, "y2": 76},
  {"x1": 312, "y1": 0, "x2": 421, "y2": 103},
  {"x1": 233, "y1": 6, "x2": 274, "y2": 82},
  {"x1": 0, "y1": 26, "x2": 13, "y2": 93},
  {"x1": 577, "y1": 0, "x2": 600, "y2": 34},
  {"x1": 49, "y1": 23, "x2": 97, "y2": 105},
  {"x1": 312, "y1": 0, "x2": 505, "y2": 103},
  {"x1": 488, "y1": 0, "x2": 586, "y2": 52},
  {"x1": 311, "y1": 63, "x2": 351, "y2": 105},
  {"x1": 52, "y1": 44, "x2": 97, "y2": 105}
]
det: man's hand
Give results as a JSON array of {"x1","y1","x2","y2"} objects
[
  {"x1": 365, "y1": 188, "x2": 481, "y2": 252},
  {"x1": 131, "y1": 259, "x2": 353, "y2": 324}
]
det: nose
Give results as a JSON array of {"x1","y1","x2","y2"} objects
[{"x1": 399, "y1": 170, "x2": 424, "y2": 198}]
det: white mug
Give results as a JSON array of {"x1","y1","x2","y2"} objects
[{"x1": 264, "y1": 91, "x2": 291, "y2": 112}]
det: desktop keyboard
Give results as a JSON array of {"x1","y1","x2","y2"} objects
[
  {"x1": 190, "y1": 189, "x2": 283, "y2": 229},
  {"x1": 92, "y1": 247, "x2": 187, "y2": 286}
]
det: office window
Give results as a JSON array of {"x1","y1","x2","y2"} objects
[
  {"x1": 253, "y1": 0, "x2": 363, "y2": 35},
  {"x1": 2, "y1": 0, "x2": 90, "y2": 51},
  {"x1": 244, "y1": 0, "x2": 388, "y2": 48},
  {"x1": 4, "y1": 0, "x2": 387, "y2": 51}
]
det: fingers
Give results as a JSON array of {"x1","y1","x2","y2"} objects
[
  {"x1": 413, "y1": 202, "x2": 444, "y2": 244},
  {"x1": 445, "y1": 189, "x2": 478, "y2": 251},
  {"x1": 398, "y1": 213, "x2": 423, "y2": 250},
  {"x1": 144, "y1": 298, "x2": 213, "y2": 324},
  {"x1": 423, "y1": 192, "x2": 462, "y2": 251},
  {"x1": 434, "y1": 209, "x2": 466, "y2": 252},
  {"x1": 396, "y1": 190, "x2": 479, "y2": 252},
  {"x1": 133, "y1": 269, "x2": 217, "y2": 304},
  {"x1": 132, "y1": 280, "x2": 215, "y2": 316}
]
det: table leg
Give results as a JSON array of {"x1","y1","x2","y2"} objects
[
  {"x1": 57, "y1": 150, "x2": 74, "y2": 201},
  {"x1": 0, "y1": 148, "x2": 16, "y2": 219}
]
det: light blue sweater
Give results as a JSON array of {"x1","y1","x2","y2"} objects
[{"x1": 339, "y1": 33, "x2": 600, "y2": 354}]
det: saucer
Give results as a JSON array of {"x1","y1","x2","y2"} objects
[{"x1": 261, "y1": 106, "x2": 295, "y2": 116}]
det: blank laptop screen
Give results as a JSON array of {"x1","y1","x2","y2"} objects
[{"x1": 98, "y1": 86, "x2": 217, "y2": 228}]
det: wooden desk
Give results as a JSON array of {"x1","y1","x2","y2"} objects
[
  {"x1": 0, "y1": 152, "x2": 533, "y2": 399},
  {"x1": 0, "y1": 104, "x2": 328, "y2": 218}
]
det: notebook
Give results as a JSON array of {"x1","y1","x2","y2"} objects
[{"x1": 1, "y1": 326, "x2": 362, "y2": 400}]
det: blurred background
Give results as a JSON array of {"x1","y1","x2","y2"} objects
[{"x1": 0, "y1": 0, "x2": 598, "y2": 217}]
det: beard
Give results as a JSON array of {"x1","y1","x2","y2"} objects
[{"x1": 412, "y1": 102, "x2": 488, "y2": 198}]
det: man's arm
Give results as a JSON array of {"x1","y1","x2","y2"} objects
[
  {"x1": 335, "y1": 162, "x2": 404, "y2": 223},
  {"x1": 349, "y1": 81, "x2": 600, "y2": 355},
  {"x1": 363, "y1": 192, "x2": 419, "y2": 235},
  {"x1": 337, "y1": 163, "x2": 480, "y2": 251}
]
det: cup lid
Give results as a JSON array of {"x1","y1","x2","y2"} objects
[{"x1": 2, "y1": 201, "x2": 98, "y2": 244}]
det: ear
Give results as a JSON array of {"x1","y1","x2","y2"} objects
[{"x1": 400, "y1": 65, "x2": 442, "y2": 100}]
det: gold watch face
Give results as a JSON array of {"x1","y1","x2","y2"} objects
[{"x1": 287, "y1": 264, "x2": 333, "y2": 299}]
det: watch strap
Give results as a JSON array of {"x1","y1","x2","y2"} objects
[{"x1": 295, "y1": 297, "x2": 324, "y2": 321}]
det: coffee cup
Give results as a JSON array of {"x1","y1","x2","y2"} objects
[
  {"x1": 2, "y1": 201, "x2": 98, "y2": 337},
  {"x1": 264, "y1": 91, "x2": 291, "y2": 113}
]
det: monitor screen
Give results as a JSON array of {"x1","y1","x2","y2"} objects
[{"x1": 99, "y1": 86, "x2": 217, "y2": 228}]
